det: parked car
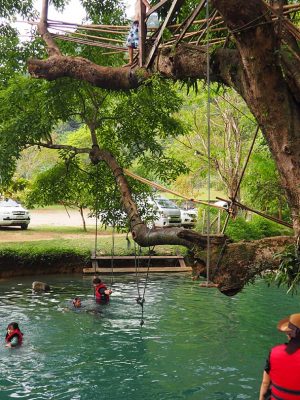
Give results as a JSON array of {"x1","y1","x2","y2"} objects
[
  {"x1": 180, "y1": 208, "x2": 197, "y2": 228},
  {"x1": 214, "y1": 200, "x2": 229, "y2": 210},
  {"x1": 0, "y1": 199, "x2": 30, "y2": 229},
  {"x1": 148, "y1": 197, "x2": 181, "y2": 228}
]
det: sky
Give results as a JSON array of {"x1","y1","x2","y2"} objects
[
  {"x1": 17, "y1": 0, "x2": 133, "y2": 37},
  {"x1": 35, "y1": 0, "x2": 86, "y2": 24}
]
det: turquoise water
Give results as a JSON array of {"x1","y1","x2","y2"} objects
[{"x1": 0, "y1": 274, "x2": 299, "y2": 400}]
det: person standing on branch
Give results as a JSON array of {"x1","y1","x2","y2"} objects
[
  {"x1": 259, "y1": 313, "x2": 300, "y2": 400},
  {"x1": 125, "y1": 0, "x2": 150, "y2": 66}
]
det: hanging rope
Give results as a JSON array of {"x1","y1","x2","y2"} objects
[
  {"x1": 134, "y1": 230, "x2": 152, "y2": 327},
  {"x1": 205, "y1": 0, "x2": 211, "y2": 286},
  {"x1": 109, "y1": 222, "x2": 115, "y2": 290},
  {"x1": 134, "y1": 241, "x2": 142, "y2": 301},
  {"x1": 94, "y1": 164, "x2": 100, "y2": 271}
]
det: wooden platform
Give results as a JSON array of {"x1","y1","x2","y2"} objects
[{"x1": 83, "y1": 254, "x2": 192, "y2": 274}]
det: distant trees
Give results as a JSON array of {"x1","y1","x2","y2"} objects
[{"x1": 26, "y1": 162, "x2": 93, "y2": 231}]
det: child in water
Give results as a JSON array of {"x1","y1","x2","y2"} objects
[
  {"x1": 5, "y1": 322, "x2": 23, "y2": 348},
  {"x1": 72, "y1": 297, "x2": 82, "y2": 308},
  {"x1": 93, "y1": 277, "x2": 112, "y2": 304}
]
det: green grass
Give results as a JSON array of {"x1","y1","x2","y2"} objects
[
  {"x1": 29, "y1": 226, "x2": 97, "y2": 234},
  {"x1": 0, "y1": 234, "x2": 187, "y2": 257}
]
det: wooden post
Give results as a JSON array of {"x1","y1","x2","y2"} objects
[
  {"x1": 202, "y1": 209, "x2": 206, "y2": 234},
  {"x1": 217, "y1": 209, "x2": 221, "y2": 233},
  {"x1": 145, "y1": 0, "x2": 181, "y2": 68},
  {"x1": 138, "y1": 0, "x2": 146, "y2": 67}
]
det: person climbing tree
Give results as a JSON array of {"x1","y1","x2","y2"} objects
[{"x1": 125, "y1": 0, "x2": 150, "y2": 66}]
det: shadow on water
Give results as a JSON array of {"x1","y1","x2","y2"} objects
[{"x1": 0, "y1": 273, "x2": 298, "y2": 399}]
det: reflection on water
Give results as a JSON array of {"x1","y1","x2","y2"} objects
[{"x1": 0, "y1": 274, "x2": 298, "y2": 399}]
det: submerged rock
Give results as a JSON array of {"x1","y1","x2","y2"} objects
[{"x1": 32, "y1": 281, "x2": 50, "y2": 292}]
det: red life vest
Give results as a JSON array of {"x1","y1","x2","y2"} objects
[
  {"x1": 269, "y1": 343, "x2": 300, "y2": 399},
  {"x1": 95, "y1": 283, "x2": 109, "y2": 304},
  {"x1": 5, "y1": 328, "x2": 23, "y2": 346}
]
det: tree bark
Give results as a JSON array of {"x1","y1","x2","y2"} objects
[
  {"x1": 212, "y1": 0, "x2": 300, "y2": 236},
  {"x1": 89, "y1": 145, "x2": 226, "y2": 248},
  {"x1": 194, "y1": 235, "x2": 295, "y2": 296},
  {"x1": 79, "y1": 205, "x2": 87, "y2": 232}
]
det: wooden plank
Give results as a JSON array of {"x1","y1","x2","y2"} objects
[
  {"x1": 174, "y1": 0, "x2": 206, "y2": 46},
  {"x1": 196, "y1": 9, "x2": 218, "y2": 45},
  {"x1": 178, "y1": 258, "x2": 186, "y2": 268},
  {"x1": 83, "y1": 266, "x2": 192, "y2": 274},
  {"x1": 91, "y1": 255, "x2": 184, "y2": 260},
  {"x1": 145, "y1": 0, "x2": 182, "y2": 68},
  {"x1": 146, "y1": 0, "x2": 169, "y2": 17},
  {"x1": 138, "y1": 0, "x2": 147, "y2": 66}
]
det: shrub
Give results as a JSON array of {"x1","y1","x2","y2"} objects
[{"x1": 225, "y1": 215, "x2": 292, "y2": 242}]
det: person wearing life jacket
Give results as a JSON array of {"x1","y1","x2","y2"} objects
[
  {"x1": 93, "y1": 277, "x2": 112, "y2": 305},
  {"x1": 259, "y1": 313, "x2": 300, "y2": 400},
  {"x1": 72, "y1": 297, "x2": 82, "y2": 308},
  {"x1": 5, "y1": 322, "x2": 23, "y2": 348}
]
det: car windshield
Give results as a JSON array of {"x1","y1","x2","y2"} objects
[
  {"x1": 0, "y1": 199, "x2": 20, "y2": 207},
  {"x1": 156, "y1": 199, "x2": 178, "y2": 209}
]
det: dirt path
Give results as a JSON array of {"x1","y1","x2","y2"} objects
[
  {"x1": 0, "y1": 208, "x2": 123, "y2": 243},
  {"x1": 29, "y1": 208, "x2": 96, "y2": 227}
]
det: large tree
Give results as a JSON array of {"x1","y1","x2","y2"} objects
[
  {"x1": 25, "y1": 0, "x2": 300, "y2": 237},
  {"x1": 1, "y1": 0, "x2": 299, "y2": 293}
]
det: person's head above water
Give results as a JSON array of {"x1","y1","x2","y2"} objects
[
  {"x1": 277, "y1": 313, "x2": 300, "y2": 338},
  {"x1": 7, "y1": 322, "x2": 20, "y2": 332},
  {"x1": 92, "y1": 277, "x2": 101, "y2": 286},
  {"x1": 72, "y1": 297, "x2": 82, "y2": 308}
]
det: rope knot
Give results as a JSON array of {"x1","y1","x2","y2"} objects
[{"x1": 136, "y1": 296, "x2": 145, "y2": 306}]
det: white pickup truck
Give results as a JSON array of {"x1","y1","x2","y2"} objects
[{"x1": 0, "y1": 199, "x2": 30, "y2": 229}]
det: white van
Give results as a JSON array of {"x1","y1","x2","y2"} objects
[
  {"x1": 180, "y1": 208, "x2": 197, "y2": 228},
  {"x1": 0, "y1": 199, "x2": 30, "y2": 229},
  {"x1": 149, "y1": 197, "x2": 181, "y2": 228}
]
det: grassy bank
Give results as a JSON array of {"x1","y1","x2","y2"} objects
[{"x1": 0, "y1": 227, "x2": 187, "y2": 277}]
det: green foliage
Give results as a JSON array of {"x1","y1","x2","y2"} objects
[
  {"x1": 225, "y1": 215, "x2": 293, "y2": 242},
  {"x1": 0, "y1": 177, "x2": 30, "y2": 202},
  {"x1": 0, "y1": 0, "x2": 34, "y2": 19},
  {"x1": 0, "y1": 71, "x2": 187, "y2": 232},
  {"x1": 0, "y1": 240, "x2": 90, "y2": 268},
  {"x1": 25, "y1": 160, "x2": 93, "y2": 210},
  {"x1": 166, "y1": 86, "x2": 255, "y2": 198},
  {"x1": 243, "y1": 138, "x2": 290, "y2": 220},
  {"x1": 266, "y1": 245, "x2": 300, "y2": 295}
]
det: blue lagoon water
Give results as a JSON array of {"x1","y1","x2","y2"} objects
[{"x1": 0, "y1": 274, "x2": 299, "y2": 399}]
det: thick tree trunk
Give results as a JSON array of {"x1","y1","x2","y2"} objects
[
  {"x1": 89, "y1": 145, "x2": 226, "y2": 248},
  {"x1": 212, "y1": 0, "x2": 300, "y2": 235},
  {"x1": 194, "y1": 236, "x2": 295, "y2": 296}
]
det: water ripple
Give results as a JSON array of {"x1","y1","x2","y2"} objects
[{"x1": 0, "y1": 275, "x2": 298, "y2": 399}]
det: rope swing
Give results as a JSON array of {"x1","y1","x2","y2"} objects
[
  {"x1": 134, "y1": 230, "x2": 152, "y2": 327},
  {"x1": 198, "y1": 0, "x2": 213, "y2": 288}
]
